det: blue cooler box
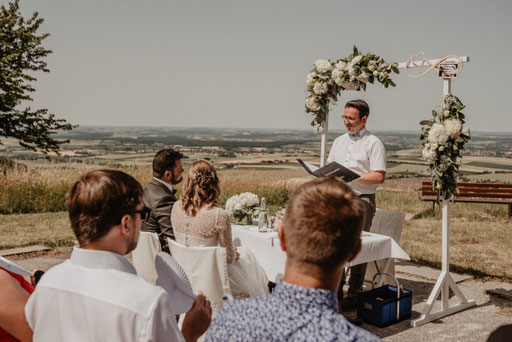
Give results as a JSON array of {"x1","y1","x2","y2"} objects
[{"x1": 356, "y1": 275, "x2": 412, "y2": 327}]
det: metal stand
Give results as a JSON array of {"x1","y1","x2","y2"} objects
[
  {"x1": 411, "y1": 200, "x2": 475, "y2": 326},
  {"x1": 411, "y1": 78, "x2": 476, "y2": 326}
]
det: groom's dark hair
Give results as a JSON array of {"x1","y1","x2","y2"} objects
[
  {"x1": 153, "y1": 148, "x2": 184, "y2": 179},
  {"x1": 345, "y1": 99, "x2": 370, "y2": 119}
]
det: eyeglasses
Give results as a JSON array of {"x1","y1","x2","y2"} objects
[
  {"x1": 341, "y1": 115, "x2": 360, "y2": 123},
  {"x1": 134, "y1": 207, "x2": 151, "y2": 221}
]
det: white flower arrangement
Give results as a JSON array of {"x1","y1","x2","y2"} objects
[
  {"x1": 420, "y1": 94, "x2": 470, "y2": 199},
  {"x1": 305, "y1": 46, "x2": 399, "y2": 129},
  {"x1": 225, "y1": 192, "x2": 260, "y2": 217}
]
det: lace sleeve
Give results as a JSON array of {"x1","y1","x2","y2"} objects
[{"x1": 215, "y1": 208, "x2": 236, "y2": 264}]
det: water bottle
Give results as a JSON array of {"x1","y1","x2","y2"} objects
[{"x1": 258, "y1": 197, "x2": 268, "y2": 232}]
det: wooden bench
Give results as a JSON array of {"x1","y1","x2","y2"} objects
[{"x1": 419, "y1": 181, "x2": 512, "y2": 217}]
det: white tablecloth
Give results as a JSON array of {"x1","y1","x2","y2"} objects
[{"x1": 231, "y1": 225, "x2": 409, "y2": 282}]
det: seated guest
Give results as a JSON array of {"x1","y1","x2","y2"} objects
[
  {"x1": 206, "y1": 177, "x2": 381, "y2": 342},
  {"x1": 0, "y1": 268, "x2": 33, "y2": 342},
  {"x1": 25, "y1": 170, "x2": 211, "y2": 342},
  {"x1": 141, "y1": 148, "x2": 185, "y2": 253},
  {"x1": 171, "y1": 160, "x2": 268, "y2": 298}
]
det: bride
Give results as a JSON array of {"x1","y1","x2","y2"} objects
[{"x1": 171, "y1": 159, "x2": 269, "y2": 298}]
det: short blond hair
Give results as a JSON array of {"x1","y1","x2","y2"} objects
[{"x1": 283, "y1": 177, "x2": 364, "y2": 275}]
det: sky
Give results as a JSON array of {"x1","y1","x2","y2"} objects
[{"x1": 9, "y1": 0, "x2": 512, "y2": 132}]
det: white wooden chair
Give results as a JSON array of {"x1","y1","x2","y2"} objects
[
  {"x1": 167, "y1": 238, "x2": 232, "y2": 315},
  {"x1": 131, "y1": 232, "x2": 161, "y2": 284},
  {"x1": 365, "y1": 209, "x2": 406, "y2": 286}
]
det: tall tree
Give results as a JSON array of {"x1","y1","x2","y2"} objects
[{"x1": 1, "y1": 0, "x2": 74, "y2": 154}]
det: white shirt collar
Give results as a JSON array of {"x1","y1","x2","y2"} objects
[
  {"x1": 153, "y1": 177, "x2": 175, "y2": 193},
  {"x1": 349, "y1": 127, "x2": 368, "y2": 138},
  {"x1": 70, "y1": 247, "x2": 137, "y2": 275}
]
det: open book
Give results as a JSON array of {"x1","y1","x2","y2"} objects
[{"x1": 297, "y1": 159, "x2": 360, "y2": 182}]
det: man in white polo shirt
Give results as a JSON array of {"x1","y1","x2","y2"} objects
[
  {"x1": 327, "y1": 99, "x2": 386, "y2": 313},
  {"x1": 25, "y1": 170, "x2": 211, "y2": 341}
]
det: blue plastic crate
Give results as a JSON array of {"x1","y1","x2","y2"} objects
[{"x1": 357, "y1": 285, "x2": 412, "y2": 327}]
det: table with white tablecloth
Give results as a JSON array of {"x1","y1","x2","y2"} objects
[{"x1": 231, "y1": 225, "x2": 409, "y2": 283}]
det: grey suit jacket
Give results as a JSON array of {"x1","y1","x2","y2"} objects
[{"x1": 140, "y1": 178, "x2": 177, "y2": 253}]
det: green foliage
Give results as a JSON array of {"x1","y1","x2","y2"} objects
[
  {"x1": 419, "y1": 94, "x2": 471, "y2": 199},
  {"x1": 1, "y1": 0, "x2": 75, "y2": 154}
]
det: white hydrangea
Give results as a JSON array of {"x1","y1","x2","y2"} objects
[
  {"x1": 313, "y1": 81, "x2": 328, "y2": 95},
  {"x1": 306, "y1": 72, "x2": 315, "y2": 87},
  {"x1": 225, "y1": 192, "x2": 259, "y2": 215},
  {"x1": 306, "y1": 96, "x2": 321, "y2": 111},
  {"x1": 350, "y1": 55, "x2": 363, "y2": 65},
  {"x1": 444, "y1": 118, "x2": 462, "y2": 139},
  {"x1": 225, "y1": 195, "x2": 239, "y2": 215},
  {"x1": 428, "y1": 123, "x2": 449, "y2": 145},
  {"x1": 335, "y1": 61, "x2": 347, "y2": 70},
  {"x1": 314, "y1": 59, "x2": 332, "y2": 73},
  {"x1": 356, "y1": 72, "x2": 369, "y2": 83},
  {"x1": 340, "y1": 81, "x2": 359, "y2": 91},
  {"x1": 331, "y1": 69, "x2": 345, "y2": 86},
  {"x1": 422, "y1": 147, "x2": 436, "y2": 163},
  {"x1": 238, "y1": 192, "x2": 259, "y2": 207}
]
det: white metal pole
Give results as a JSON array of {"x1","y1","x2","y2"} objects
[
  {"x1": 320, "y1": 112, "x2": 329, "y2": 167},
  {"x1": 441, "y1": 77, "x2": 451, "y2": 310}
]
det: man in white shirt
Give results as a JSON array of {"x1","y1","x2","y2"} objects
[
  {"x1": 327, "y1": 99, "x2": 386, "y2": 313},
  {"x1": 25, "y1": 169, "x2": 211, "y2": 342}
]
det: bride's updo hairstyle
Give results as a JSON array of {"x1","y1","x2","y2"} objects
[{"x1": 181, "y1": 160, "x2": 220, "y2": 217}]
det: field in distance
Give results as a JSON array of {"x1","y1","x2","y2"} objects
[{"x1": 1, "y1": 126, "x2": 511, "y2": 182}]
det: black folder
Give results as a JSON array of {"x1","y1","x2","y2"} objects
[{"x1": 297, "y1": 159, "x2": 360, "y2": 182}]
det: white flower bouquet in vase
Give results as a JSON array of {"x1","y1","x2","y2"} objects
[{"x1": 225, "y1": 192, "x2": 260, "y2": 225}]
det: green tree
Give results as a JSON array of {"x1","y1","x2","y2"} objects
[{"x1": 1, "y1": 0, "x2": 74, "y2": 154}]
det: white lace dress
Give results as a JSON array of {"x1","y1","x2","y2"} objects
[{"x1": 171, "y1": 201, "x2": 268, "y2": 297}]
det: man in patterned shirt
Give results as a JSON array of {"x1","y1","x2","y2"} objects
[{"x1": 206, "y1": 177, "x2": 381, "y2": 342}]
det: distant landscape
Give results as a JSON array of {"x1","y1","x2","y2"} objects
[{"x1": 1, "y1": 126, "x2": 511, "y2": 183}]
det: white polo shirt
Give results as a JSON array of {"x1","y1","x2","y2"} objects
[
  {"x1": 25, "y1": 247, "x2": 184, "y2": 342},
  {"x1": 327, "y1": 128, "x2": 386, "y2": 195}
]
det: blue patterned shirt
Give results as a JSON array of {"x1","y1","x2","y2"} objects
[{"x1": 206, "y1": 280, "x2": 380, "y2": 342}]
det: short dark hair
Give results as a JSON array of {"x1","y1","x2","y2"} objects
[
  {"x1": 152, "y1": 148, "x2": 184, "y2": 179},
  {"x1": 345, "y1": 99, "x2": 370, "y2": 119},
  {"x1": 67, "y1": 170, "x2": 142, "y2": 246},
  {"x1": 283, "y1": 177, "x2": 364, "y2": 275}
]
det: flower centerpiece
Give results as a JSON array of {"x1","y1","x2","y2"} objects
[
  {"x1": 225, "y1": 192, "x2": 260, "y2": 225},
  {"x1": 420, "y1": 94, "x2": 470, "y2": 199},
  {"x1": 305, "y1": 46, "x2": 399, "y2": 129}
]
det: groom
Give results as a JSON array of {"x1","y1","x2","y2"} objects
[{"x1": 141, "y1": 148, "x2": 185, "y2": 253}]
